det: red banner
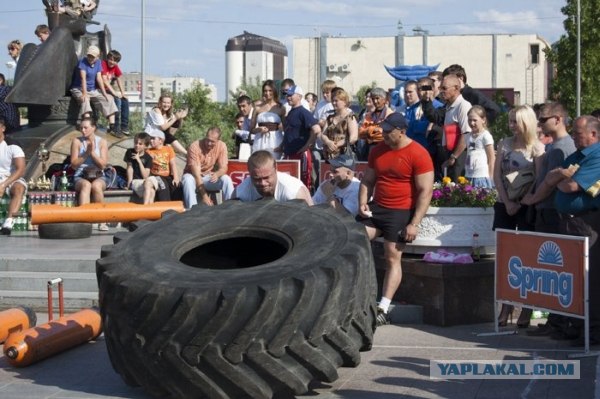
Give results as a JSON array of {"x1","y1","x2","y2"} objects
[
  {"x1": 495, "y1": 229, "x2": 588, "y2": 317},
  {"x1": 228, "y1": 160, "x2": 300, "y2": 187}
]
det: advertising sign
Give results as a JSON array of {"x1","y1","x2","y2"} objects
[
  {"x1": 228, "y1": 160, "x2": 300, "y2": 187},
  {"x1": 495, "y1": 229, "x2": 588, "y2": 317}
]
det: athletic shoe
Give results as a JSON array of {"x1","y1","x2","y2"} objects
[
  {"x1": 376, "y1": 307, "x2": 391, "y2": 327},
  {"x1": 108, "y1": 129, "x2": 124, "y2": 139},
  {"x1": 1, "y1": 217, "x2": 14, "y2": 235},
  {"x1": 98, "y1": 223, "x2": 109, "y2": 231},
  {"x1": 121, "y1": 129, "x2": 130, "y2": 136}
]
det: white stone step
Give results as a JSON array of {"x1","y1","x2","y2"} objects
[
  {"x1": 0, "y1": 271, "x2": 98, "y2": 292},
  {"x1": 0, "y1": 290, "x2": 98, "y2": 313}
]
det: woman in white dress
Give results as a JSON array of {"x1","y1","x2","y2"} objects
[{"x1": 251, "y1": 80, "x2": 285, "y2": 159}]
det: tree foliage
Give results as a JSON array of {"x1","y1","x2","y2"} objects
[
  {"x1": 355, "y1": 81, "x2": 377, "y2": 107},
  {"x1": 545, "y1": 0, "x2": 600, "y2": 115}
]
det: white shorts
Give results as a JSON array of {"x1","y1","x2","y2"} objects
[
  {"x1": 1, "y1": 176, "x2": 27, "y2": 196},
  {"x1": 130, "y1": 179, "x2": 145, "y2": 197}
]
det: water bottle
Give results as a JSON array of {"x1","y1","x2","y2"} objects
[{"x1": 60, "y1": 171, "x2": 69, "y2": 191}]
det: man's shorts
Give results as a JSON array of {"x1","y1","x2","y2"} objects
[
  {"x1": 358, "y1": 202, "x2": 413, "y2": 242},
  {"x1": 130, "y1": 179, "x2": 145, "y2": 197},
  {"x1": 1, "y1": 176, "x2": 27, "y2": 196}
]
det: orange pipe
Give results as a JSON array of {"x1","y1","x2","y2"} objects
[
  {"x1": 31, "y1": 201, "x2": 184, "y2": 224},
  {"x1": 0, "y1": 307, "x2": 37, "y2": 344},
  {"x1": 3, "y1": 308, "x2": 102, "y2": 367}
]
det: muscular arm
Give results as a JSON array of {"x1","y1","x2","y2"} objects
[
  {"x1": 404, "y1": 171, "x2": 434, "y2": 242},
  {"x1": 358, "y1": 167, "x2": 376, "y2": 217},
  {"x1": 295, "y1": 185, "x2": 314, "y2": 205}
]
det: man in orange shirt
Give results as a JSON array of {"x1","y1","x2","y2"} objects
[
  {"x1": 358, "y1": 113, "x2": 434, "y2": 326},
  {"x1": 181, "y1": 126, "x2": 234, "y2": 208}
]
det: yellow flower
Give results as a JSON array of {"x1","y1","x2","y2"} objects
[
  {"x1": 442, "y1": 176, "x2": 452, "y2": 185},
  {"x1": 457, "y1": 176, "x2": 468, "y2": 185}
]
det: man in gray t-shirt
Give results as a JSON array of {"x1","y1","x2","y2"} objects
[{"x1": 522, "y1": 103, "x2": 576, "y2": 233}]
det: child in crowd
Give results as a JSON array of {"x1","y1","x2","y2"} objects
[
  {"x1": 143, "y1": 129, "x2": 179, "y2": 204},
  {"x1": 465, "y1": 105, "x2": 495, "y2": 188},
  {"x1": 102, "y1": 50, "x2": 130, "y2": 137},
  {"x1": 34, "y1": 25, "x2": 50, "y2": 43},
  {"x1": 124, "y1": 132, "x2": 152, "y2": 199}
]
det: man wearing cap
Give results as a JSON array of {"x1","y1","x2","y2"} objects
[
  {"x1": 283, "y1": 85, "x2": 322, "y2": 191},
  {"x1": 312, "y1": 154, "x2": 360, "y2": 216},
  {"x1": 231, "y1": 150, "x2": 313, "y2": 205},
  {"x1": 143, "y1": 128, "x2": 179, "y2": 204},
  {"x1": 70, "y1": 45, "x2": 119, "y2": 136},
  {"x1": 181, "y1": 126, "x2": 234, "y2": 209},
  {"x1": 358, "y1": 112, "x2": 434, "y2": 326}
]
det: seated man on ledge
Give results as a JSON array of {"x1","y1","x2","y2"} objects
[
  {"x1": 231, "y1": 150, "x2": 313, "y2": 205},
  {"x1": 312, "y1": 153, "x2": 360, "y2": 216},
  {"x1": 0, "y1": 117, "x2": 26, "y2": 235},
  {"x1": 181, "y1": 126, "x2": 234, "y2": 209}
]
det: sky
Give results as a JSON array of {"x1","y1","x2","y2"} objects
[{"x1": 0, "y1": 0, "x2": 567, "y2": 101}]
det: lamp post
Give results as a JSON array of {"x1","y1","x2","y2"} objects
[
  {"x1": 141, "y1": 0, "x2": 146, "y2": 115},
  {"x1": 5, "y1": 60, "x2": 16, "y2": 85}
]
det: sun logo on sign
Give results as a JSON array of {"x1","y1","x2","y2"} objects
[{"x1": 537, "y1": 241, "x2": 563, "y2": 267}]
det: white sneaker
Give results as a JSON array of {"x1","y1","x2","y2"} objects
[
  {"x1": 98, "y1": 223, "x2": 109, "y2": 231},
  {"x1": 1, "y1": 217, "x2": 14, "y2": 235}
]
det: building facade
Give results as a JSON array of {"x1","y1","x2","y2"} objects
[
  {"x1": 293, "y1": 33, "x2": 552, "y2": 105},
  {"x1": 226, "y1": 31, "x2": 288, "y2": 101}
]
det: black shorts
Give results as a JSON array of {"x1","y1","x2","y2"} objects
[{"x1": 358, "y1": 202, "x2": 413, "y2": 242}]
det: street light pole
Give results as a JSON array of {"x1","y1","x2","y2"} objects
[
  {"x1": 576, "y1": 0, "x2": 581, "y2": 117},
  {"x1": 141, "y1": 0, "x2": 146, "y2": 116}
]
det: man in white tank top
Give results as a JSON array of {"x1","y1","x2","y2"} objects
[{"x1": 231, "y1": 150, "x2": 313, "y2": 205}]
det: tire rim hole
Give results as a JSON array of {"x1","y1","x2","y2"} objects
[{"x1": 179, "y1": 236, "x2": 288, "y2": 269}]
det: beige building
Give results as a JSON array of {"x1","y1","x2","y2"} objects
[{"x1": 293, "y1": 33, "x2": 551, "y2": 105}]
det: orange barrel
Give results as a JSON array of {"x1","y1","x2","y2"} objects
[
  {"x1": 0, "y1": 307, "x2": 37, "y2": 344},
  {"x1": 3, "y1": 307, "x2": 102, "y2": 367},
  {"x1": 31, "y1": 201, "x2": 184, "y2": 224}
]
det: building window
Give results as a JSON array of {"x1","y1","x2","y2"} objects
[{"x1": 530, "y1": 44, "x2": 540, "y2": 65}]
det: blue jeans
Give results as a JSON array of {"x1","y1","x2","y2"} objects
[
  {"x1": 181, "y1": 173, "x2": 234, "y2": 209},
  {"x1": 114, "y1": 97, "x2": 129, "y2": 131}
]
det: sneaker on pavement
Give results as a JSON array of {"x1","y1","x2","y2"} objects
[
  {"x1": 98, "y1": 223, "x2": 109, "y2": 231},
  {"x1": 121, "y1": 129, "x2": 130, "y2": 136},
  {"x1": 376, "y1": 307, "x2": 391, "y2": 327},
  {"x1": 1, "y1": 217, "x2": 14, "y2": 235},
  {"x1": 108, "y1": 128, "x2": 124, "y2": 139}
]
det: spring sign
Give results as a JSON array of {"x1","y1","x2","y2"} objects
[{"x1": 496, "y1": 229, "x2": 587, "y2": 317}]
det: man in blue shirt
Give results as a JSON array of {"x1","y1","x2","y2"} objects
[
  {"x1": 70, "y1": 45, "x2": 119, "y2": 136},
  {"x1": 283, "y1": 85, "x2": 321, "y2": 191}
]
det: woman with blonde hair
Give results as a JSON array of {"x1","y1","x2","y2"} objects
[
  {"x1": 144, "y1": 93, "x2": 188, "y2": 156},
  {"x1": 321, "y1": 88, "x2": 358, "y2": 160},
  {"x1": 493, "y1": 104, "x2": 545, "y2": 327},
  {"x1": 7, "y1": 40, "x2": 22, "y2": 63}
]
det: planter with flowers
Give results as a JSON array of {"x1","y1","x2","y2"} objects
[{"x1": 405, "y1": 177, "x2": 498, "y2": 255}]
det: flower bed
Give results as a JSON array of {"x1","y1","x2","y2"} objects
[{"x1": 404, "y1": 178, "x2": 497, "y2": 255}]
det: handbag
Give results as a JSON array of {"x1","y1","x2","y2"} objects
[
  {"x1": 504, "y1": 166, "x2": 535, "y2": 200},
  {"x1": 83, "y1": 166, "x2": 103, "y2": 181}
]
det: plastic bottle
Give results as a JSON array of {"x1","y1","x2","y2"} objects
[
  {"x1": 471, "y1": 233, "x2": 480, "y2": 261},
  {"x1": 60, "y1": 171, "x2": 69, "y2": 192}
]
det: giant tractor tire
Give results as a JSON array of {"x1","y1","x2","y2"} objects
[{"x1": 96, "y1": 200, "x2": 377, "y2": 399}]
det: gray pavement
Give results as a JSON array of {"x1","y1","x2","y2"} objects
[{"x1": 0, "y1": 230, "x2": 599, "y2": 398}]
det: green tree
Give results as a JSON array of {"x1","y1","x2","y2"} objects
[
  {"x1": 228, "y1": 76, "x2": 264, "y2": 102},
  {"x1": 355, "y1": 81, "x2": 377, "y2": 107},
  {"x1": 545, "y1": 1, "x2": 600, "y2": 115}
]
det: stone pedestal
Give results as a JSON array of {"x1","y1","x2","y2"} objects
[{"x1": 372, "y1": 240, "x2": 495, "y2": 326}]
